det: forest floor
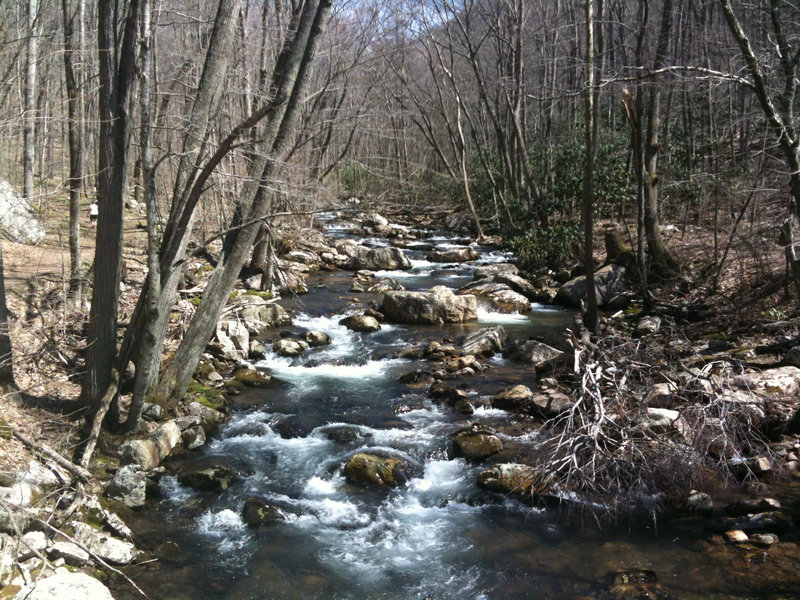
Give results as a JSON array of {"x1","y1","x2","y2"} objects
[{"x1": 1, "y1": 195, "x2": 798, "y2": 486}]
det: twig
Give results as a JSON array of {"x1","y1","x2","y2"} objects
[{"x1": 10, "y1": 430, "x2": 92, "y2": 483}]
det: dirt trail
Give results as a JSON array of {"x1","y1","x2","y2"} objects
[{"x1": 2, "y1": 228, "x2": 96, "y2": 292}]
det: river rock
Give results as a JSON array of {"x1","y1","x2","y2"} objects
[
  {"x1": 426, "y1": 247, "x2": 478, "y2": 263},
  {"x1": 724, "y1": 497, "x2": 781, "y2": 516},
  {"x1": 504, "y1": 339, "x2": 563, "y2": 365},
  {"x1": 350, "y1": 270, "x2": 404, "y2": 293},
  {"x1": 446, "y1": 355, "x2": 482, "y2": 373},
  {"x1": 238, "y1": 300, "x2": 291, "y2": 331},
  {"x1": 339, "y1": 314, "x2": 381, "y2": 332},
  {"x1": 118, "y1": 440, "x2": 160, "y2": 471},
  {"x1": 273, "y1": 338, "x2": 309, "y2": 357},
  {"x1": 13, "y1": 572, "x2": 115, "y2": 600},
  {"x1": 348, "y1": 246, "x2": 412, "y2": 271},
  {"x1": 48, "y1": 541, "x2": 89, "y2": 566},
  {"x1": 176, "y1": 463, "x2": 237, "y2": 492},
  {"x1": 555, "y1": 263, "x2": 627, "y2": 307},
  {"x1": 0, "y1": 181, "x2": 45, "y2": 245},
  {"x1": 461, "y1": 326, "x2": 506, "y2": 356},
  {"x1": 492, "y1": 385, "x2": 573, "y2": 418},
  {"x1": 383, "y1": 286, "x2": 477, "y2": 324},
  {"x1": 706, "y1": 511, "x2": 790, "y2": 535},
  {"x1": 458, "y1": 280, "x2": 531, "y2": 314},
  {"x1": 70, "y1": 522, "x2": 135, "y2": 565},
  {"x1": 241, "y1": 497, "x2": 287, "y2": 527},
  {"x1": 729, "y1": 455, "x2": 772, "y2": 478},
  {"x1": 334, "y1": 239, "x2": 359, "y2": 258},
  {"x1": 213, "y1": 320, "x2": 250, "y2": 361},
  {"x1": 477, "y1": 463, "x2": 555, "y2": 495},
  {"x1": 186, "y1": 401, "x2": 225, "y2": 433},
  {"x1": 181, "y1": 425, "x2": 206, "y2": 450},
  {"x1": 233, "y1": 367, "x2": 272, "y2": 387},
  {"x1": 451, "y1": 424, "x2": 502, "y2": 460},
  {"x1": 104, "y1": 465, "x2": 146, "y2": 509},
  {"x1": 248, "y1": 341, "x2": 265, "y2": 360},
  {"x1": 361, "y1": 213, "x2": 389, "y2": 228},
  {"x1": 474, "y1": 263, "x2": 519, "y2": 279},
  {"x1": 684, "y1": 490, "x2": 713, "y2": 513},
  {"x1": 304, "y1": 330, "x2": 332, "y2": 346},
  {"x1": 344, "y1": 453, "x2": 411, "y2": 487}
]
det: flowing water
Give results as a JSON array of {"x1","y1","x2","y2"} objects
[{"x1": 116, "y1": 220, "x2": 800, "y2": 600}]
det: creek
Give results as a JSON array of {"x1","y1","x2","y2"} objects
[{"x1": 115, "y1": 216, "x2": 800, "y2": 600}]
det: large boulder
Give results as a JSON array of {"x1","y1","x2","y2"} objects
[
  {"x1": 361, "y1": 213, "x2": 389, "y2": 228},
  {"x1": 0, "y1": 181, "x2": 45, "y2": 245},
  {"x1": 458, "y1": 280, "x2": 531, "y2": 314},
  {"x1": 214, "y1": 320, "x2": 250, "y2": 361},
  {"x1": 241, "y1": 497, "x2": 287, "y2": 527},
  {"x1": 555, "y1": 264, "x2": 627, "y2": 307},
  {"x1": 176, "y1": 463, "x2": 237, "y2": 492},
  {"x1": 13, "y1": 573, "x2": 115, "y2": 600},
  {"x1": 70, "y1": 522, "x2": 135, "y2": 565},
  {"x1": 104, "y1": 465, "x2": 146, "y2": 509},
  {"x1": 273, "y1": 338, "x2": 309, "y2": 357},
  {"x1": 348, "y1": 246, "x2": 412, "y2": 271},
  {"x1": 451, "y1": 425, "x2": 502, "y2": 460},
  {"x1": 237, "y1": 298, "x2": 291, "y2": 332},
  {"x1": 344, "y1": 453, "x2": 411, "y2": 487},
  {"x1": 383, "y1": 286, "x2": 477, "y2": 324},
  {"x1": 426, "y1": 248, "x2": 479, "y2": 263},
  {"x1": 339, "y1": 314, "x2": 381, "y2": 332},
  {"x1": 461, "y1": 326, "x2": 507, "y2": 356}
]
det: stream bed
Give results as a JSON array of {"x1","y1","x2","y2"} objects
[{"x1": 115, "y1": 219, "x2": 800, "y2": 600}]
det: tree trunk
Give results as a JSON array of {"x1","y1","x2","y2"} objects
[
  {"x1": 23, "y1": 0, "x2": 38, "y2": 204},
  {"x1": 79, "y1": 0, "x2": 141, "y2": 417},
  {"x1": 62, "y1": 0, "x2": 83, "y2": 298},
  {"x1": 0, "y1": 243, "x2": 16, "y2": 389},
  {"x1": 642, "y1": 0, "x2": 681, "y2": 276},
  {"x1": 582, "y1": 0, "x2": 598, "y2": 333},
  {"x1": 156, "y1": 0, "x2": 332, "y2": 407}
]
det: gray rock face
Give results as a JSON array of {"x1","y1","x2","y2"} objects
[
  {"x1": 104, "y1": 465, "x2": 146, "y2": 509},
  {"x1": 0, "y1": 181, "x2": 45, "y2": 245},
  {"x1": 339, "y1": 314, "x2": 381, "y2": 332},
  {"x1": 348, "y1": 246, "x2": 412, "y2": 271},
  {"x1": 458, "y1": 280, "x2": 531, "y2": 314},
  {"x1": 214, "y1": 320, "x2": 250, "y2": 360},
  {"x1": 383, "y1": 286, "x2": 478, "y2": 325},
  {"x1": 461, "y1": 326, "x2": 507, "y2": 356},
  {"x1": 13, "y1": 572, "x2": 115, "y2": 600},
  {"x1": 426, "y1": 247, "x2": 479, "y2": 263},
  {"x1": 555, "y1": 264, "x2": 627, "y2": 307},
  {"x1": 70, "y1": 522, "x2": 135, "y2": 565}
]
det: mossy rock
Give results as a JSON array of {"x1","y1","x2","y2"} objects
[
  {"x1": 0, "y1": 417, "x2": 10, "y2": 439},
  {"x1": 244, "y1": 290, "x2": 274, "y2": 300},
  {"x1": 186, "y1": 380, "x2": 226, "y2": 411},
  {"x1": 344, "y1": 452, "x2": 411, "y2": 487}
]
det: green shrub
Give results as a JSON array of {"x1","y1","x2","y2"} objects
[{"x1": 505, "y1": 221, "x2": 581, "y2": 273}]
